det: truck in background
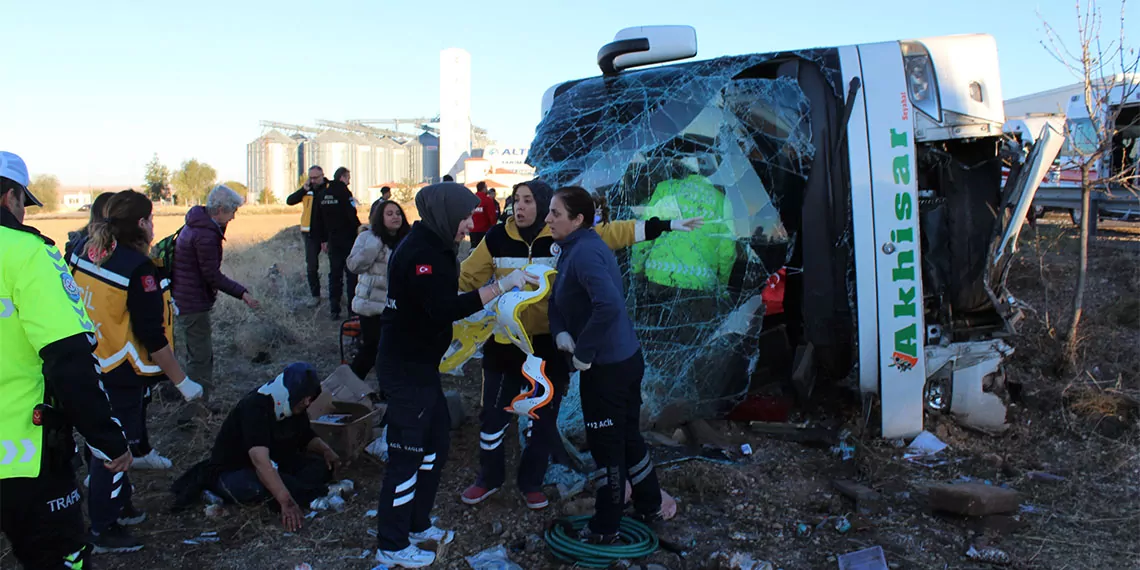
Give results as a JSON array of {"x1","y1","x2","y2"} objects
[{"x1": 1003, "y1": 77, "x2": 1140, "y2": 224}]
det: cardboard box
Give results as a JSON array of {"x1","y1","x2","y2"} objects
[{"x1": 308, "y1": 365, "x2": 385, "y2": 461}]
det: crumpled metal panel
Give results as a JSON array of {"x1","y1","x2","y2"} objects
[{"x1": 529, "y1": 52, "x2": 847, "y2": 435}]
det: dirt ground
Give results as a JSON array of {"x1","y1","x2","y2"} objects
[{"x1": 2, "y1": 213, "x2": 1137, "y2": 570}]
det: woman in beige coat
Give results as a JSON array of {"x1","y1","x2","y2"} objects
[{"x1": 347, "y1": 199, "x2": 410, "y2": 380}]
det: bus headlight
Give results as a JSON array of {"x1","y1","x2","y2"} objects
[{"x1": 901, "y1": 41, "x2": 942, "y2": 122}]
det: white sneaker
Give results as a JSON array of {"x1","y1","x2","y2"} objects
[
  {"x1": 132, "y1": 449, "x2": 173, "y2": 470},
  {"x1": 409, "y1": 525, "x2": 455, "y2": 547},
  {"x1": 374, "y1": 545, "x2": 435, "y2": 568}
]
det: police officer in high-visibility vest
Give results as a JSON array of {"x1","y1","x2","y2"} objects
[
  {"x1": 287, "y1": 165, "x2": 330, "y2": 308},
  {"x1": 0, "y1": 150, "x2": 133, "y2": 569},
  {"x1": 69, "y1": 190, "x2": 205, "y2": 554}
]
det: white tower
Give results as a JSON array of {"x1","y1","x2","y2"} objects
[{"x1": 439, "y1": 48, "x2": 472, "y2": 181}]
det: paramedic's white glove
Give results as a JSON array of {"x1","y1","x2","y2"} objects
[
  {"x1": 497, "y1": 269, "x2": 538, "y2": 294},
  {"x1": 572, "y1": 357, "x2": 592, "y2": 372},
  {"x1": 176, "y1": 377, "x2": 204, "y2": 402},
  {"x1": 555, "y1": 332, "x2": 576, "y2": 353},
  {"x1": 670, "y1": 217, "x2": 704, "y2": 232}
]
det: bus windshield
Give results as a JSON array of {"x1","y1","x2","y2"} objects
[{"x1": 527, "y1": 51, "x2": 850, "y2": 428}]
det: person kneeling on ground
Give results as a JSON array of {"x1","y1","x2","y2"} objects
[{"x1": 171, "y1": 362, "x2": 341, "y2": 532}]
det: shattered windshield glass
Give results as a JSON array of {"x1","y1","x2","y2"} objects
[{"x1": 530, "y1": 52, "x2": 849, "y2": 436}]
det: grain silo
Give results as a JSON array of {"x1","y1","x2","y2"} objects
[
  {"x1": 419, "y1": 132, "x2": 440, "y2": 184},
  {"x1": 247, "y1": 130, "x2": 299, "y2": 204},
  {"x1": 316, "y1": 130, "x2": 355, "y2": 188},
  {"x1": 350, "y1": 133, "x2": 374, "y2": 194},
  {"x1": 403, "y1": 137, "x2": 424, "y2": 184},
  {"x1": 375, "y1": 137, "x2": 402, "y2": 184}
]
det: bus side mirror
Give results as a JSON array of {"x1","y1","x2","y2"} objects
[{"x1": 597, "y1": 25, "x2": 698, "y2": 76}]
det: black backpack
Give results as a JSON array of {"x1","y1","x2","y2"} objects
[{"x1": 150, "y1": 225, "x2": 184, "y2": 284}]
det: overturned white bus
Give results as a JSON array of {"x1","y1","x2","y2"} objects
[{"x1": 531, "y1": 27, "x2": 1061, "y2": 439}]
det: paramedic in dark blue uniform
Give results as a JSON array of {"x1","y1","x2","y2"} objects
[{"x1": 371, "y1": 182, "x2": 536, "y2": 568}]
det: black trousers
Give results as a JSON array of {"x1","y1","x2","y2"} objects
[
  {"x1": 351, "y1": 314, "x2": 382, "y2": 380},
  {"x1": 213, "y1": 453, "x2": 331, "y2": 507},
  {"x1": 476, "y1": 336, "x2": 569, "y2": 493},
  {"x1": 303, "y1": 232, "x2": 322, "y2": 298},
  {"x1": 87, "y1": 385, "x2": 148, "y2": 533},
  {"x1": 327, "y1": 237, "x2": 358, "y2": 315},
  {"x1": 580, "y1": 349, "x2": 661, "y2": 535},
  {"x1": 1, "y1": 471, "x2": 90, "y2": 570},
  {"x1": 375, "y1": 363, "x2": 450, "y2": 552}
]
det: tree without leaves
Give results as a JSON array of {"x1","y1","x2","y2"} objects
[
  {"x1": 143, "y1": 154, "x2": 171, "y2": 202},
  {"x1": 394, "y1": 178, "x2": 418, "y2": 203},
  {"x1": 27, "y1": 174, "x2": 61, "y2": 213},
  {"x1": 1040, "y1": 0, "x2": 1140, "y2": 370},
  {"x1": 170, "y1": 159, "x2": 217, "y2": 206}
]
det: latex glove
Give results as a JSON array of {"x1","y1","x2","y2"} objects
[
  {"x1": 670, "y1": 217, "x2": 704, "y2": 232},
  {"x1": 572, "y1": 356, "x2": 592, "y2": 371},
  {"x1": 497, "y1": 269, "x2": 539, "y2": 294},
  {"x1": 176, "y1": 377, "x2": 204, "y2": 402},
  {"x1": 555, "y1": 332, "x2": 576, "y2": 353}
]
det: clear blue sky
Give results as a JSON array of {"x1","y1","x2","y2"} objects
[{"x1": 3, "y1": 0, "x2": 1134, "y2": 187}]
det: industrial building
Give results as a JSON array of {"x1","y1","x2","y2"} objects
[{"x1": 246, "y1": 121, "x2": 434, "y2": 204}]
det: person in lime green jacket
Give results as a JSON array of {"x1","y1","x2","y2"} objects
[{"x1": 632, "y1": 174, "x2": 736, "y2": 291}]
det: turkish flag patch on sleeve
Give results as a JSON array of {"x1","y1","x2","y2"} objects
[
  {"x1": 415, "y1": 264, "x2": 433, "y2": 275},
  {"x1": 141, "y1": 275, "x2": 158, "y2": 292}
]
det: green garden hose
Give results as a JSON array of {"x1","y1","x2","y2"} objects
[{"x1": 544, "y1": 515, "x2": 658, "y2": 568}]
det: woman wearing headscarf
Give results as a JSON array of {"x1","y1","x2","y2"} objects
[
  {"x1": 545, "y1": 186, "x2": 694, "y2": 543},
  {"x1": 67, "y1": 190, "x2": 204, "y2": 554},
  {"x1": 372, "y1": 182, "x2": 537, "y2": 568},
  {"x1": 346, "y1": 199, "x2": 411, "y2": 380},
  {"x1": 457, "y1": 180, "x2": 701, "y2": 511}
]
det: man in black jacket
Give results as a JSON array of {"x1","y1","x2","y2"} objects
[
  {"x1": 310, "y1": 167, "x2": 361, "y2": 319},
  {"x1": 286, "y1": 166, "x2": 330, "y2": 308}
]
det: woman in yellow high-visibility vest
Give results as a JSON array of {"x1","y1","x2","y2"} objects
[{"x1": 68, "y1": 190, "x2": 203, "y2": 554}]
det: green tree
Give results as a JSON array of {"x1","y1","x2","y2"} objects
[
  {"x1": 143, "y1": 154, "x2": 171, "y2": 202},
  {"x1": 27, "y1": 174, "x2": 61, "y2": 213},
  {"x1": 223, "y1": 180, "x2": 249, "y2": 200},
  {"x1": 258, "y1": 187, "x2": 278, "y2": 204},
  {"x1": 170, "y1": 159, "x2": 217, "y2": 205}
]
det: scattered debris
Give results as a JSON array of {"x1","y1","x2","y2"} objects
[
  {"x1": 310, "y1": 497, "x2": 330, "y2": 511},
  {"x1": 201, "y1": 490, "x2": 224, "y2": 506},
  {"x1": 204, "y1": 504, "x2": 224, "y2": 518},
  {"x1": 749, "y1": 421, "x2": 837, "y2": 447},
  {"x1": 966, "y1": 544, "x2": 1012, "y2": 565},
  {"x1": 832, "y1": 430, "x2": 856, "y2": 461},
  {"x1": 833, "y1": 516, "x2": 852, "y2": 534},
  {"x1": 466, "y1": 544, "x2": 523, "y2": 570},
  {"x1": 711, "y1": 551, "x2": 774, "y2": 570},
  {"x1": 832, "y1": 479, "x2": 883, "y2": 515},
  {"x1": 367, "y1": 528, "x2": 378, "y2": 537},
  {"x1": 294, "y1": 564, "x2": 313, "y2": 570},
  {"x1": 183, "y1": 531, "x2": 220, "y2": 546},
  {"x1": 524, "y1": 533, "x2": 544, "y2": 553},
  {"x1": 365, "y1": 429, "x2": 389, "y2": 462},
  {"x1": 903, "y1": 430, "x2": 948, "y2": 460},
  {"x1": 1026, "y1": 471, "x2": 1066, "y2": 483},
  {"x1": 795, "y1": 522, "x2": 812, "y2": 537},
  {"x1": 929, "y1": 482, "x2": 1022, "y2": 516},
  {"x1": 304, "y1": 511, "x2": 318, "y2": 520},
  {"x1": 837, "y1": 546, "x2": 888, "y2": 570},
  {"x1": 740, "y1": 443, "x2": 753, "y2": 456},
  {"x1": 339, "y1": 550, "x2": 373, "y2": 560},
  {"x1": 328, "y1": 495, "x2": 346, "y2": 512},
  {"x1": 364, "y1": 509, "x2": 378, "y2": 518},
  {"x1": 489, "y1": 521, "x2": 504, "y2": 536}
]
